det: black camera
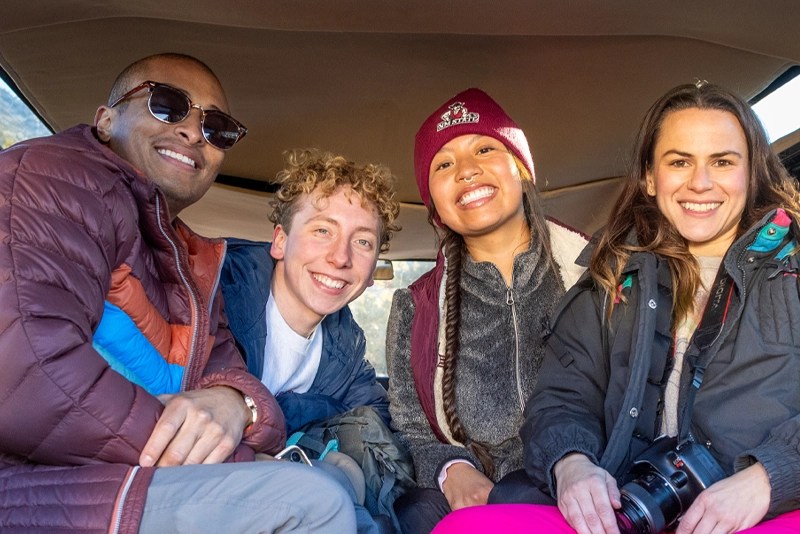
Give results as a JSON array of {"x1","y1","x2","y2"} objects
[{"x1": 615, "y1": 437, "x2": 726, "y2": 534}]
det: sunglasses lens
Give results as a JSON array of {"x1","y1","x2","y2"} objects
[
  {"x1": 145, "y1": 83, "x2": 244, "y2": 150},
  {"x1": 202, "y1": 111, "x2": 244, "y2": 150},
  {"x1": 148, "y1": 86, "x2": 191, "y2": 123}
]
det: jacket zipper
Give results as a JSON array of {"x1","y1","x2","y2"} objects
[
  {"x1": 208, "y1": 239, "x2": 227, "y2": 315},
  {"x1": 506, "y1": 285, "x2": 524, "y2": 410},
  {"x1": 155, "y1": 195, "x2": 200, "y2": 391},
  {"x1": 111, "y1": 466, "x2": 139, "y2": 534}
]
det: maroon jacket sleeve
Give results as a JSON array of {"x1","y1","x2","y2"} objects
[{"x1": 0, "y1": 137, "x2": 164, "y2": 467}]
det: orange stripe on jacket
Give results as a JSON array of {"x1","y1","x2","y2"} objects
[{"x1": 107, "y1": 265, "x2": 192, "y2": 366}]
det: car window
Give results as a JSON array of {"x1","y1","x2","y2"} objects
[
  {"x1": 349, "y1": 260, "x2": 434, "y2": 376},
  {"x1": 751, "y1": 68, "x2": 800, "y2": 143},
  {"x1": 0, "y1": 77, "x2": 51, "y2": 149}
]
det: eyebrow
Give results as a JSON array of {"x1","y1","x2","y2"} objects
[
  {"x1": 354, "y1": 227, "x2": 380, "y2": 238},
  {"x1": 307, "y1": 215, "x2": 379, "y2": 236},
  {"x1": 434, "y1": 134, "x2": 485, "y2": 155},
  {"x1": 171, "y1": 84, "x2": 224, "y2": 112},
  {"x1": 662, "y1": 149, "x2": 744, "y2": 159}
]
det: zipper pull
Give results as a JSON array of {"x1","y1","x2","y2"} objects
[{"x1": 506, "y1": 287, "x2": 514, "y2": 305}]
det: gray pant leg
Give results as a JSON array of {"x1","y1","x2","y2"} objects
[{"x1": 139, "y1": 460, "x2": 356, "y2": 533}]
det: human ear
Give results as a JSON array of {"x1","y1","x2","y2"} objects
[
  {"x1": 645, "y1": 173, "x2": 656, "y2": 197},
  {"x1": 270, "y1": 225, "x2": 287, "y2": 261},
  {"x1": 94, "y1": 106, "x2": 114, "y2": 142}
]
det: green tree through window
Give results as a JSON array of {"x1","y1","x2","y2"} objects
[{"x1": 1, "y1": 78, "x2": 51, "y2": 149}]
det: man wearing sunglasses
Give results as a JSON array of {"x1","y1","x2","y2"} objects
[{"x1": 0, "y1": 53, "x2": 355, "y2": 533}]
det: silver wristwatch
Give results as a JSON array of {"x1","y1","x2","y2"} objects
[{"x1": 243, "y1": 394, "x2": 258, "y2": 427}]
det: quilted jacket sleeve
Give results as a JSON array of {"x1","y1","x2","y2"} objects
[{"x1": 0, "y1": 137, "x2": 164, "y2": 466}]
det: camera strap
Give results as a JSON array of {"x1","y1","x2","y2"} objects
[{"x1": 677, "y1": 266, "x2": 735, "y2": 446}]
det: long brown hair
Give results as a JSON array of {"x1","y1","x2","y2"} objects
[
  {"x1": 431, "y1": 159, "x2": 557, "y2": 479},
  {"x1": 591, "y1": 82, "x2": 800, "y2": 323}
]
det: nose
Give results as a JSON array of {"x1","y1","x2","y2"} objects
[
  {"x1": 174, "y1": 106, "x2": 205, "y2": 145},
  {"x1": 687, "y1": 165, "x2": 713, "y2": 192},
  {"x1": 326, "y1": 235, "x2": 352, "y2": 269},
  {"x1": 456, "y1": 154, "x2": 481, "y2": 183}
]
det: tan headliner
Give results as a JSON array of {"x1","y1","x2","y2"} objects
[{"x1": 2, "y1": 1, "x2": 798, "y2": 257}]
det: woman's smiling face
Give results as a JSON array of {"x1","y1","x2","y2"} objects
[
  {"x1": 647, "y1": 107, "x2": 749, "y2": 257},
  {"x1": 428, "y1": 134, "x2": 526, "y2": 239}
]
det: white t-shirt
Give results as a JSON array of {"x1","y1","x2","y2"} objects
[{"x1": 261, "y1": 292, "x2": 323, "y2": 395}]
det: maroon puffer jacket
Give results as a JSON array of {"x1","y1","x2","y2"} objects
[{"x1": 0, "y1": 125, "x2": 285, "y2": 533}]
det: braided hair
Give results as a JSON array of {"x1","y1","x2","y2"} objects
[{"x1": 430, "y1": 158, "x2": 557, "y2": 480}]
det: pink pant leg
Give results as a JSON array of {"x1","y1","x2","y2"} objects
[
  {"x1": 431, "y1": 504, "x2": 800, "y2": 533},
  {"x1": 738, "y1": 510, "x2": 800, "y2": 533},
  {"x1": 431, "y1": 504, "x2": 575, "y2": 534}
]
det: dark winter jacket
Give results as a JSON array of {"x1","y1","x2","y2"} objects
[
  {"x1": 387, "y1": 221, "x2": 587, "y2": 488},
  {"x1": 221, "y1": 238, "x2": 390, "y2": 435},
  {"x1": 0, "y1": 126, "x2": 285, "y2": 533},
  {"x1": 524, "y1": 209, "x2": 800, "y2": 517}
]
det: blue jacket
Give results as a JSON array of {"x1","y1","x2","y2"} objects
[{"x1": 220, "y1": 238, "x2": 390, "y2": 435}]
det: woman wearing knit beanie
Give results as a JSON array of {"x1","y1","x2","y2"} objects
[{"x1": 385, "y1": 88, "x2": 587, "y2": 533}]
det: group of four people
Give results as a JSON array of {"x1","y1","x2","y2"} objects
[{"x1": 0, "y1": 51, "x2": 798, "y2": 534}]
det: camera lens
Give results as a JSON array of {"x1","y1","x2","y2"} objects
[
  {"x1": 616, "y1": 489, "x2": 656, "y2": 534},
  {"x1": 616, "y1": 438, "x2": 726, "y2": 533},
  {"x1": 616, "y1": 473, "x2": 679, "y2": 534}
]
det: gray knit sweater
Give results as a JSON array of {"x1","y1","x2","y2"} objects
[{"x1": 387, "y1": 223, "x2": 586, "y2": 488}]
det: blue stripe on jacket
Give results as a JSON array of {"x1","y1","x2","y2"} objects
[{"x1": 93, "y1": 301, "x2": 184, "y2": 395}]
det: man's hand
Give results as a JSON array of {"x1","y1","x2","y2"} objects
[
  {"x1": 139, "y1": 386, "x2": 250, "y2": 467},
  {"x1": 675, "y1": 463, "x2": 770, "y2": 534},
  {"x1": 553, "y1": 453, "x2": 621, "y2": 534},
  {"x1": 441, "y1": 462, "x2": 495, "y2": 511}
]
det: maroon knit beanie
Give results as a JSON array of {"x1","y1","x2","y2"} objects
[{"x1": 413, "y1": 88, "x2": 535, "y2": 209}]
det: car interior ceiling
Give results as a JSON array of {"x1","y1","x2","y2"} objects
[{"x1": 1, "y1": 1, "x2": 798, "y2": 260}]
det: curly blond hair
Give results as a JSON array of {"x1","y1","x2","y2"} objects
[{"x1": 270, "y1": 149, "x2": 401, "y2": 253}]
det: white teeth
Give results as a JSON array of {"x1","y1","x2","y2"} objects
[
  {"x1": 681, "y1": 201, "x2": 721, "y2": 212},
  {"x1": 459, "y1": 186, "x2": 495, "y2": 206},
  {"x1": 158, "y1": 149, "x2": 196, "y2": 168},
  {"x1": 314, "y1": 274, "x2": 345, "y2": 289}
]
